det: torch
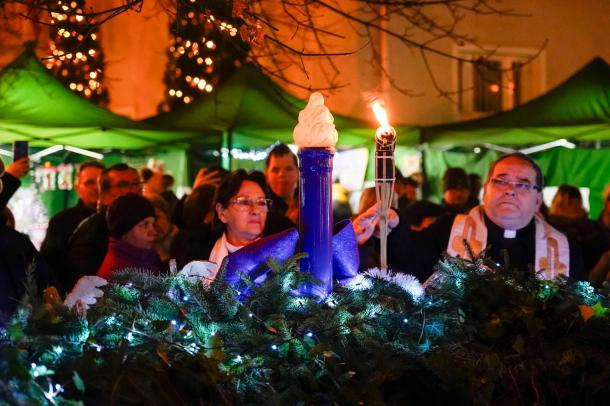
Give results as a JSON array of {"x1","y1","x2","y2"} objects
[{"x1": 372, "y1": 101, "x2": 396, "y2": 271}]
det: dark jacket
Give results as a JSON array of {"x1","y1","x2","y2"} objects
[
  {"x1": 97, "y1": 237, "x2": 162, "y2": 279},
  {"x1": 548, "y1": 214, "x2": 609, "y2": 274},
  {"x1": 0, "y1": 172, "x2": 21, "y2": 209},
  {"x1": 40, "y1": 199, "x2": 95, "y2": 292},
  {"x1": 64, "y1": 211, "x2": 109, "y2": 290},
  {"x1": 268, "y1": 189, "x2": 290, "y2": 217},
  {"x1": 383, "y1": 211, "x2": 584, "y2": 282},
  {"x1": 0, "y1": 224, "x2": 54, "y2": 326}
]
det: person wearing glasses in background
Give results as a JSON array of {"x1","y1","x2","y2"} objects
[
  {"x1": 40, "y1": 161, "x2": 105, "y2": 291},
  {"x1": 171, "y1": 169, "x2": 292, "y2": 278},
  {"x1": 355, "y1": 153, "x2": 584, "y2": 282},
  {"x1": 63, "y1": 163, "x2": 142, "y2": 291}
]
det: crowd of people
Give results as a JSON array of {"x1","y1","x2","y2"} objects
[
  {"x1": 356, "y1": 153, "x2": 610, "y2": 284},
  {"x1": 2, "y1": 145, "x2": 610, "y2": 325}
]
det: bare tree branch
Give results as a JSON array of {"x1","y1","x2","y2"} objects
[{"x1": 0, "y1": 0, "x2": 545, "y2": 99}]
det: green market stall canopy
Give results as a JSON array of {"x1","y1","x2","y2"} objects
[
  {"x1": 420, "y1": 57, "x2": 610, "y2": 216},
  {"x1": 0, "y1": 50, "x2": 202, "y2": 150},
  {"x1": 422, "y1": 57, "x2": 610, "y2": 147},
  {"x1": 144, "y1": 63, "x2": 420, "y2": 150}
]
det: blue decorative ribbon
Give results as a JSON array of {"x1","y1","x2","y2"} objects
[{"x1": 222, "y1": 219, "x2": 359, "y2": 297}]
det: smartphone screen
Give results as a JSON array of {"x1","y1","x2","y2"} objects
[{"x1": 13, "y1": 141, "x2": 28, "y2": 161}]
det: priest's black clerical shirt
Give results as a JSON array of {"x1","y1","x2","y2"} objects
[{"x1": 381, "y1": 212, "x2": 584, "y2": 282}]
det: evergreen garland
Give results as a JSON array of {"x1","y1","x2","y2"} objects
[{"x1": 1, "y1": 254, "x2": 610, "y2": 404}]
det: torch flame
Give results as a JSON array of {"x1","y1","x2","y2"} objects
[{"x1": 371, "y1": 100, "x2": 392, "y2": 133}]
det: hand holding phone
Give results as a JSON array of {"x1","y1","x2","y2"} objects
[
  {"x1": 6, "y1": 141, "x2": 30, "y2": 179},
  {"x1": 13, "y1": 141, "x2": 28, "y2": 162}
]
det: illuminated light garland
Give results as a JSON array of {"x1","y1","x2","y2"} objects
[
  {"x1": 159, "y1": 1, "x2": 246, "y2": 112},
  {"x1": 46, "y1": 0, "x2": 108, "y2": 105}
]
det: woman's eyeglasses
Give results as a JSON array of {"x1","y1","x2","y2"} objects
[{"x1": 230, "y1": 197, "x2": 273, "y2": 211}]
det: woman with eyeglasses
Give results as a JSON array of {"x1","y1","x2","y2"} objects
[{"x1": 170, "y1": 169, "x2": 294, "y2": 276}]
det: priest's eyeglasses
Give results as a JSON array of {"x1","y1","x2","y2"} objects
[
  {"x1": 489, "y1": 178, "x2": 541, "y2": 193},
  {"x1": 230, "y1": 197, "x2": 273, "y2": 211}
]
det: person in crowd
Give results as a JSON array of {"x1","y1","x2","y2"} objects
[
  {"x1": 98, "y1": 193, "x2": 161, "y2": 279},
  {"x1": 382, "y1": 201, "x2": 446, "y2": 275},
  {"x1": 440, "y1": 167, "x2": 471, "y2": 215},
  {"x1": 356, "y1": 187, "x2": 377, "y2": 216},
  {"x1": 0, "y1": 156, "x2": 30, "y2": 208},
  {"x1": 160, "y1": 173, "x2": 179, "y2": 217},
  {"x1": 466, "y1": 173, "x2": 482, "y2": 209},
  {"x1": 0, "y1": 157, "x2": 54, "y2": 326},
  {"x1": 180, "y1": 184, "x2": 217, "y2": 230},
  {"x1": 547, "y1": 185, "x2": 608, "y2": 274},
  {"x1": 40, "y1": 161, "x2": 105, "y2": 291},
  {"x1": 144, "y1": 192, "x2": 179, "y2": 265},
  {"x1": 332, "y1": 183, "x2": 352, "y2": 223},
  {"x1": 589, "y1": 249, "x2": 610, "y2": 287},
  {"x1": 1, "y1": 207, "x2": 15, "y2": 228},
  {"x1": 265, "y1": 143, "x2": 299, "y2": 223},
  {"x1": 171, "y1": 169, "x2": 294, "y2": 272},
  {"x1": 64, "y1": 163, "x2": 141, "y2": 290},
  {"x1": 355, "y1": 153, "x2": 584, "y2": 282},
  {"x1": 404, "y1": 176, "x2": 419, "y2": 203},
  {"x1": 394, "y1": 170, "x2": 419, "y2": 218},
  {"x1": 140, "y1": 166, "x2": 164, "y2": 195},
  {"x1": 172, "y1": 166, "x2": 226, "y2": 229},
  {"x1": 598, "y1": 192, "x2": 610, "y2": 246}
]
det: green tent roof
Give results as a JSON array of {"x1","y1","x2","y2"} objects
[
  {"x1": 145, "y1": 64, "x2": 419, "y2": 149},
  {"x1": 0, "y1": 50, "x2": 199, "y2": 150},
  {"x1": 422, "y1": 57, "x2": 610, "y2": 146}
]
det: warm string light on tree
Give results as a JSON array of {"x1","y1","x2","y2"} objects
[
  {"x1": 46, "y1": 0, "x2": 109, "y2": 105},
  {"x1": 159, "y1": 1, "x2": 246, "y2": 112}
]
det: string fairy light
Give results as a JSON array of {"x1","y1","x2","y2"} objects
[
  {"x1": 46, "y1": 0, "x2": 109, "y2": 105},
  {"x1": 159, "y1": 0, "x2": 246, "y2": 112}
]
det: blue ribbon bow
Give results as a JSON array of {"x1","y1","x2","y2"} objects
[{"x1": 222, "y1": 219, "x2": 359, "y2": 295}]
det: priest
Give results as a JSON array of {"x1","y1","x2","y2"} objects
[{"x1": 355, "y1": 153, "x2": 584, "y2": 282}]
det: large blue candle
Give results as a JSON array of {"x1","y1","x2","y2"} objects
[{"x1": 298, "y1": 147, "x2": 334, "y2": 298}]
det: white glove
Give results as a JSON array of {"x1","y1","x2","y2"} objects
[
  {"x1": 178, "y1": 260, "x2": 219, "y2": 285},
  {"x1": 353, "y1": 203, "x2": 399, "y2": 245},
  {"x1": 64, "y1": 276, "x2": 108, "y2": 310}
]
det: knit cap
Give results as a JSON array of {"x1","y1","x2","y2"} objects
[{"x1": 106, "y1": 193, "x2": 156, "y2": 238}]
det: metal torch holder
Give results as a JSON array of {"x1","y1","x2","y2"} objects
[{"x1": 374, "y1": 127, "x2": 396, "y2": 271}]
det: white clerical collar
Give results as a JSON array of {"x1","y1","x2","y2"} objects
[{"x1": 503, "y1": 229, "x2": 517, "y2": 239}]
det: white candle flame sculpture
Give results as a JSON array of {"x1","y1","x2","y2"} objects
[{"x1": 293, "y1": 92, "x2": 338, "y2": 149}]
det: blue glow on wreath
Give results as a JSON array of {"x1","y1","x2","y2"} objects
[
  {"x1": 306, "y1": 331, "x2": 313, "y2": 338},
  {"x1": 271, "y1": 344, "x2": 278, "y2": 350},
  {"x1": 418, "y1": 340, "x2": 431, "y2": 353},
  {"x1": 575, "y1": 280, "x2": 598, "y2": 305}
]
